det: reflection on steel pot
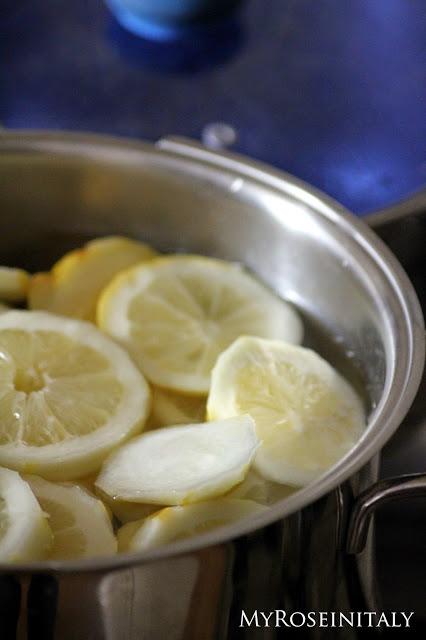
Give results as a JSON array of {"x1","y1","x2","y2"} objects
[{"x1": 0, "y1": 132, "x2": 424, "y2": 639}]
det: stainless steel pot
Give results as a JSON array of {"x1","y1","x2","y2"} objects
[{"x1": 0, "y1": 131, "x2": 425, "y2": 639}]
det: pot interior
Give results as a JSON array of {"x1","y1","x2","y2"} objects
[{"x1": 0, "y1": 134, "x2": 421, "y2": 569}]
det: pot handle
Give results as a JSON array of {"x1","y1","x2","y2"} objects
[{"x1": 346, "y1": 472, "x2": 426, "y2": 554}]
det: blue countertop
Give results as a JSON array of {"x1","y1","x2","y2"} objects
[{"x1": 1, "y1": 0, "x2": 425, "y2": 215}]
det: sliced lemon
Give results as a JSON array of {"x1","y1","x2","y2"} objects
[
  {"x1": 0, "y1": 267, "x2": 30, "y2": 303},
  {"x1": 77, "y1": 475, "x2": 98, "y2": 493},
  {"x1": 149, "y1": 386, "x2": 206, "y2": 429},
  {"x1": 0, "y1": 311, "x2": 150, "y2": 480},
  {"x1": 96, "y1": 415, "x2": 258, "y2": 505},
  {"x1": 111, "y1": 469, "x2": 295, "y2": 528},
  {"x1": 117, "y1": 519, "x2": 145, "y2": 550},
  {"x1": 97, "y1": 255, "x2": 302, "y2": 394},
  {"x1": 27, "y1": 475, "x2": 117, "y2": 560},
  {"x1": 208, "y1": 336, "x2": 365, "y2": 487},
  {"x1": 29, "y1": 236, "x2": 156, "y2": 322},
  {"x1": 226, "y1": 470, "x2": 295, "y2": 504},
  {"x1": 100, "y1": 494, "x2": 160, "y2": 524},
  {"x1": 0, "y1": 467, "x2": 52, "y2": 562},
  {"x1": 118, "y1": 499, "x2": 266, "y2": 551},
  {"x1": 94, "y1": 477, "x2": 159, "y2": 524}
]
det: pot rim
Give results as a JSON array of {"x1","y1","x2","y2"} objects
[{"x1": 0, "y1": 130, "x2": 424, "y2": 574}]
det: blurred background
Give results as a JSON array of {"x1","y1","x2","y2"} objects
[{"x1": 1, "y1": 0, "x2": 425, "y2": 215}]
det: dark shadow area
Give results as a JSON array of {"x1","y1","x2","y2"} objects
[
  {"x1": 0, "y1": 575, "x2": 21, "y2": 640},
  {"x1": 27, "y1": 574, "x2": 58, "y2": 640}
]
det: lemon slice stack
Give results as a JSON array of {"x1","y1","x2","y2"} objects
[{"x1": 0, "y1": 234, "x2": 366, "y2": 562}]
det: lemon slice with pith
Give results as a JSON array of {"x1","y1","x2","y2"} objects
[
  {"x1": 99, "y1": 494, "x2": 160, "y2": 524},
  {"x1": 27, "y1": 475, "x2": 117, "y2": 560},
  {"x1": 97, "y1": 255, "x2": 302, "y2": 394},
  {"x1": 148, "y1": 386, "x2": 206, "y2": 429},
  {"x1": 29, "y1": 236, "x2": 156, "y2": 322},
  {"x1": 0, "y1": 467, "x2": 52, "y2": 562},
  {"x1": 96, "y1": 415, "x2": 259, "y2": 505},
  {"x1": 226, "y1": 469, "x2": 295, "y2": 504},
  {"x1": 0, "y1": 311, "x2": 150, "y2": 480},
  {"x1": 118, "y1": 499, "x2": 266, "y2": 551},
  {"x1": 0, "y1": 267, "x2": 30, "y2": 303},
  {"x1": 208, "y1": 336, "x2": 365, "y2": 487}
]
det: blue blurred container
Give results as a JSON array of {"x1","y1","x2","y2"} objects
[{"x1": 106, "y1": 0, "x2": 243, "y2": 40}]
